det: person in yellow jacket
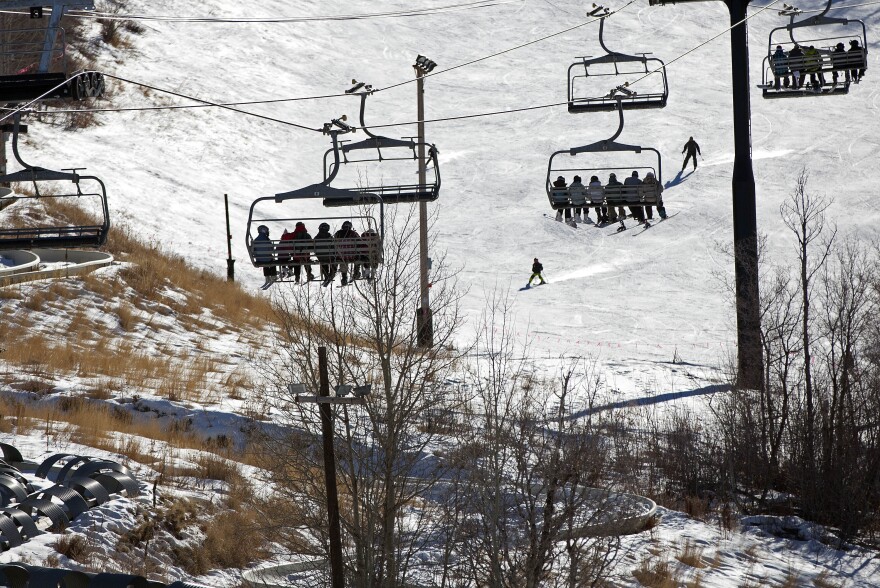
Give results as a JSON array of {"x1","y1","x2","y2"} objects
[{"x1": 803, "y1": 45, "x2": 826, "y2": 90}]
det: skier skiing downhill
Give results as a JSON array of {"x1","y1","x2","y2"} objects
[
  {"x1": 528, "y1": 258, "x2": 546, "y2": 287},
  {"x1": 681, "y1": 136, "x2": 701, "y2": 171}
]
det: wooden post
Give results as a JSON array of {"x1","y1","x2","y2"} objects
[
  {"x1": 224, "y1": 193, "x2": 234, "y2": 282},
  {"x1": 319, "y1": 346, "x2": 345, "y2": 588}
]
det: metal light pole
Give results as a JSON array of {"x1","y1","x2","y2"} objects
[
  {"x1": 649, "y1": 0, "x2": 764, "y2": 389},
  {"x1": 414, "y1": 55, "x2": 437, "y2": 348}
]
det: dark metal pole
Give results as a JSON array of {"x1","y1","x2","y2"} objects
[
  {"x1": 224, "y1": 193, "x2": 235, "y2": 282},
  {"x1": 414, "y1": 66, "x2": 433, "y2": 348},
  {"x1": 726, "y1": 0, "x2": 764, "y2": 389},
  {"x1": 319, "y1": 346, "x2": 345, "y2": 588}
]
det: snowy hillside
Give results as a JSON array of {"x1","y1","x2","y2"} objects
[
  {"x1": 1, "y1": 0, "x2": 879, "y2": 584},
  {"x1": 21, "y1": 0, "x2": 876, "y2": 374}
]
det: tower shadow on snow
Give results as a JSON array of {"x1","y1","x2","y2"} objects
[{"x1": 566, "y1": 383, "x2": 731, "y2": 420}]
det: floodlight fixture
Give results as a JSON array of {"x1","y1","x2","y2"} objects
[
  {"x1": 352, "y1": 384, "x2": 372, "y2": 398},
  {"x1": 415, "y1": 55, "x2": 437, "y2": 73},
  {"x1": 288, "y1": 383, "x2": 307, "y2": 396},
  {"x1": 335, "y1": 384, "x2": 353, "y2": 397}
]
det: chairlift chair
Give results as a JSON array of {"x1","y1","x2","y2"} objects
[
  {"x1": 547, "y1": 101, "x2": 663, "y2": 212},
  {"x1": 244, "y1": 213, "x2": 383, "y2": 283},
  {"x1": 568, "y1": 12, "x2": 669, "y2": 113},
  {"x1": 321, "y1": 90, "x2": 440, "y2": 207},
  {"x1": 246, "y1": 122, "x2": 385, "y2": 281},
  {"x1": 0, "y1": 113, "x2": 109, "y2": 249},
  {"x1": 0, "y1": 1, "x2": 105, "y2": 103},
  {"x1": 759, "y1": 0, "x2": 867, "y2": 98}
]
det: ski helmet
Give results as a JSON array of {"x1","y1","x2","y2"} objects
[
  {"x1": 257, "y1": 225, "x2": 269, "y2": 236},
  {"x1": 342, "y1": 221, "x2": 352, "y2": 230},
  {"x1": 319, "y1": 222, "x2": 330, "y2": 232}
]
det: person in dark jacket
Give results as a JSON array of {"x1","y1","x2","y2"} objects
[
  {"x1": 359, "y1": 227, "x2": 382, "y2": 281},
  {"x1": 314, "y1": 222, "x2": 336, "y2": 286},
  {"x1": 290, "y1": 222, "x2": 315, "y2": 283},
  {"x1": 772, "y1": 45, "x2": 790, "y2": 90},
  {"x1": 830, "y1": 42, "x2": 848, "y2": 84},
  {"x1": 624, "y1": 170, "x2": 645, "y2": 222},
  {"x1": 253, "y1": 225, "x2": 277, "y2": 288},
  {"x1": 788, "y1": 44, "x2": 805, "y2": 88},
  {"x1": 528, "y1": 258, "x2": 546, "y2": 286},
  {"x1": 334, "y1": 220, "x2": 361, "y2": 285},
  {"x1": 605, "y1": 173, "x2": 626, "y2": 223},
  {"x1": 552, "y1": 176, "x2": 574, "y2": 225},
  {"x1": 681, "y1": 137, "x2": 701, "y2": 171},
  {"x1": 848, "y1": 39, "x2": 866, "y2": 82}
]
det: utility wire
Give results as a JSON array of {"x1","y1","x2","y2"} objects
[
  {"x1": 0, "y1": 0, "x2": 519, "y2": 23},
  {"x1": 0, "y1": 71, "x2": 323, "y2": 132},
  {"x1": 366, "y1": 0, "x2": 785, "y2": 130},
  {"x1": 0, "y1": 0, "x2": 808, "y2": 131},
  {"x1": 25, "y1": 1, "x2": 635, "y2": 116},
  {"x1": 374, "y1": 0, "x2": 638, "y2": 93}
]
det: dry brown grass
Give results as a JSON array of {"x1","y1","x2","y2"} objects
[
  {"x1": 172, "y1": 507, "x2": 271, "y2": 575},
  {"x1": 778, "y1": 569, "x2": 801, "y2": 588},
  {"x1": 813, "y1": 571, "x2": 843, "y2": 588},
  {"x1": 675, "y1": 539, "x2": 706, "y2": 569},
  {"x1": 633, "y1": 557, "x2": 678, "y2": 588},
  {"x1": 51, "y1": 533, "x2": 91, "y2": 562}
]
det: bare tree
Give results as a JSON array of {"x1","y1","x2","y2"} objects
[
  {"x1": 443, "y1": 290, "x2": 620, "y2": 588},
  {"x1": 780, "y1": 168, "x2": 835, "y2": 490},
  {"x1": 254, "y1": 204, "x2": 467, "y2": 588}
]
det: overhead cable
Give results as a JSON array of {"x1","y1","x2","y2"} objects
[
  {"x1": 366, "y1": 0, "x2": 786, "y2": 129},
  {"x1": 374, "y1": 0, "x2": 638, "y2": 92},
  {"x1": 0, "y1": 0, "x2": 519, "y2": 23},
  {"x1": 0, "y1": 71, "x2": 322, "y2": 132}
]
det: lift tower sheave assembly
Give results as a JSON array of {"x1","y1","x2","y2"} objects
[{"x1": 648, "y1": 0, "x2": 763, "y2": 391}]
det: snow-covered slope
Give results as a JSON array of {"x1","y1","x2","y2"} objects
[
  {"x1": 2, "y1": 0, "x2": 880, "y2": 584},
  {"x1": 22, "y1": 0, "x2": 876, "y2": 377}
]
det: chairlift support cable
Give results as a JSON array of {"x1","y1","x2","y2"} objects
[
  {"x1": 50, "y1": 0, "x2": 519, "y2": 23},
  {"x1": 4, "y1": 0, "x2": 786, "y2": 131}
]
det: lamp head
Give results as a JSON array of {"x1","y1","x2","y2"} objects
[
  {"x1": 353, "y1": 384, "x2": 372, "y2": 398},
  {"x1": 415, "y1": 55, "x2": 437, "y2": 73}
]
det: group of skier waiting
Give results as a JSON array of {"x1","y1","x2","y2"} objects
[
  {"x1": 771, "y1": 39, "x2": 866, "y2": 91},
  {"x1": 552, "y1": 170, "x2": 665, "y2": 227},
  {"x1": 252, "y1": 221, "x2": 382, "y2": 288}
]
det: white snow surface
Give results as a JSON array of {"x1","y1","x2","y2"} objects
[{"x1": 1, "y1": 0, "x2": 879, "y2": 585}]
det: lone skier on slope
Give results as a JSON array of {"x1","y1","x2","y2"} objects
[
  {"x1": 681, "y1": 136, "x2": 701, "y2": 172},
  {"x1": 528, "y1": 258, "x2": 546, "y2": 287}
]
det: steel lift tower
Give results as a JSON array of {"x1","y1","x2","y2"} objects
[{"x1": 649, "y1": 0, "x2": 763, "y2": 390}]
